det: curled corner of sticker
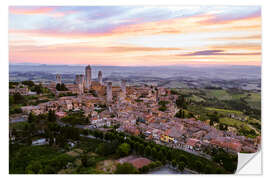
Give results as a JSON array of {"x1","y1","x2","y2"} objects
[{"x1": 236, "y1": 150, "x2": 262, "y2": 174}]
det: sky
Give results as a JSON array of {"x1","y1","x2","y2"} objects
[{"x1": 9, "y1": 6, "x2": 261, "y2": 66}]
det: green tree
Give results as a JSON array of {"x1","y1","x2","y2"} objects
[
  {"x1": 209, "y1": 113, "x2": 219, "y2": 125},
  {"x1": 28, "y1": 112, "x2": 35, "y2": 123},
  {"x1": 175, "y1": 109, "x2": 182, "y2": 118},
  {"x1": 48, "y1": 110, "x2": 56, "y2": 122},
  {"x1": 55, "y1": 134, "x2": 66, "y2": 148},
  {"x1": 22, "y1": 80, "x2": 35, "y2": 87},
  {"x1": 144, "y1": 145, "x2": 152, "y2": 157},
  {"x1": 96, "y1": 143, "x2": 116, "y2": 156},
  {"x1": 213, "y1": 148, "x2": 237, "y2": 172},
  {"x1": 204, "y1": 164, "x2": 213, "y2": 174},
  {"x1": 13, "y1": 92, "x2": 25, "y2": 104},
  {"x1": 158, "y1": 105, "x2": 167, "y2": 112},
  {"x1": 116, "y1": 143, "x2": 131, "y2": 157},
  {"x1": 138, "y1": 143, "x2": 145, "y2": 155},
  {"x1": 25, "y1": 161, "x2": 42, "y2": 174},
  {"x1": 178, "y1": 161, "x2": 185, "y2": 172},
  {"x1": 176, "y1": 95, "x2": 186, "y2": 109},
  {"x1": 194, "y1": 160, "x2": 203, "y2": 171},
  {"x1": 9, "y1": 95, "x2": 15, "y2": 105},
  {"x1": 56, "y1": 83, "x2": 61, "y2": 91},
  {"x1": 177, "y1": 154, "x2": 187, "y2": 164},
  {"x1": 115, "y1": 163, "x2": 138, "y2": 174},
  {"x1": 33, "y1": 84, "x2": 43, "y2": 94},
  {"x1": 56, "y1": 83, "x2": 68, "y2": 91},
  {"x1": 60, "y1": 83, "x2": 68, "y2": 91},
  {"x1": 81, "y1": 154, "x2": 89, "y2": 167},
  {"x1": 219, "y1": 123, "x2": 228, "y2": 131},
  {"x1": 49, "y1": 135, "x2": 54, "y2": 146},
  {"x1": 157, "y1": 150, "x2": 164, "y2": 161},
  {"x1": 139, "y1": 165, "x2": 150, "y2": 173},
  {"x1": 172, "y1": 160, "x2": 177, "y2": 167},
  {"x1": 151, "y1": 147, "x2": 158, "y2": 159}
]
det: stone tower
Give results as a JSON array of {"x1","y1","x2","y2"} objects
[
  {"x1": 75, "y1": 75, "x2": 80, "y2": 85},
  {"x1": 80, "y1": 75, "x2": 85, "y2": 94},
  {"x1": 56, "y1": 74, "x2": 61, "y2": 84},
  {"x1": 121, "y1": 80, "x2": 126, "y2": 98},
  {"x1": 79, "y1": 74, "x2": 85, "y2": 85},
  {"x1": 98, "y1": 71, "x2": 103, "y2": 85},
  {"x1": 85, "y1": 65, "x2": 91, "y2": 89},
  {"x1": 106, "y1": 82, "x2": 112, "y2": 103},
  {"x1": 75, "y1": 74, "x2": 84, "y2": 95}
]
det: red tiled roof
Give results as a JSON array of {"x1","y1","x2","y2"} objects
[
  {"x1": 225, "y1": 142, "x2": 242, "y2": 152},
  {"x1": 130, "y1": 158, "x2": 152, "y2": 169},
  {"x1": 186, "y1": 138, "x2": 200, "y2": 147},
  {"x1": 210, "y1": 139, "x2": 242, "y2": 152}
]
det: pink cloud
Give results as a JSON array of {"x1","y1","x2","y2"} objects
[{"x1": 9, "y1": 7, "x2": 55, "y2": 15}]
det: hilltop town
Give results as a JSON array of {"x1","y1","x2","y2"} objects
[{"x1": 9, "y1": 65, "x2": 261, "y2": 174}]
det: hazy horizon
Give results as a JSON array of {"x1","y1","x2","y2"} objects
[{"x1": 9, "y1": 63, "x2": 261, "y2": 81}]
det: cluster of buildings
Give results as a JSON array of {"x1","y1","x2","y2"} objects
[
  {"x1": 9, "y1": 83, "x2": 36, "y2": 96},
  {"x1": 18, "y1": 65, "x2": 260, "y2": 155},
  {"x1": 143, "y1": 117, "x2": 260, "y2": 154}
]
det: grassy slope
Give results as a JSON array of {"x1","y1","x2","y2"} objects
[
  {"x1": 205, "y1": 107, "x2": 243, "y2": 115},
  {"x1": 245, "y1": 93, "x2": 261, "y2": 110}
]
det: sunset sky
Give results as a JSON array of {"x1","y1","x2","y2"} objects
[{"x1": 9, "y1": 6, "x2": 261, "y2": 66}]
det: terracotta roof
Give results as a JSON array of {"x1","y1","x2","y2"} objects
[
  {"x1": 55, "y1": 111, "x2": 66, "y2": 117},
  {"x1": 225, "y1": 142, "x2": 242, "y2": 152},
  {"x1": 186, "y1": 138, "x2": 200, "y2": 147},
  {"x1": 166, "y1": 127, "x2": 183, "y2": 138},
  {"x1": 129, "y1": 158, "x2": 152, "y2": 169},
  {"x1": 210, "y1": 138, "x2": 242, "y2": 152},
  {"x1": 241, "y1": 146, "x2": 256, "y2": 153}
]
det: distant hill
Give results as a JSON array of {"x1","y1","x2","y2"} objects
[{"x1": 9, "y1": 64, "x2": 261, "y2": 80}]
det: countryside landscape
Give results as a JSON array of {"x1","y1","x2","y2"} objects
[{"x1": 9, "y1": 6, "x2": 261, "y2": 174}]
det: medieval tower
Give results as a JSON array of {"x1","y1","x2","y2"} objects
[
  {"x1": 106, "y1": 82, "x2": 112, "y2": 103},
  {"x1": 56, "y1": 74, "x2": 61, "y2": 84},
  {"x1": 98, "y1": 70, "x2": 103, "y2": 85},
  {"x1": 85, "y1": 65, "x2": 92, "y2": 89}
]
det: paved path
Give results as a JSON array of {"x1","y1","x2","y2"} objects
[
  {"x1": 10, "y1": 117, "x2": 27, "y2": 124},
  {"x1": 156, "y1": 141, "x2": 212, "y2": 160},
  {"x1": 80, "y1": 134, "x2": 96, "y2": 139}
]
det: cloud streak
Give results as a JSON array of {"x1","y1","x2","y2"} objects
[
  {"x1": 9, "y1": 6, "x2": 55, "y2": 15},
  {"x1": 180, "y1": 50, "x2": 261, "y2": 56}
]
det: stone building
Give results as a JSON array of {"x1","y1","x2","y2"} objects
[
  {"x1": 75, "y1": 74, "x2": 84, "y2": 94},
  {"x1": 75, "y1": 75, "x2": 80, "y2": 85},
  {"x1": 98, "y1": 70, "x2": 103, "y2": 85},
  {"x1": 56, "y1": 74, "x2": 61, "y2": 84},
  {"x1": 121, "y1": 80, "x2": 126, "y2": 98},
  {"x1": 106, "y1": 82, "x2": 112, "y2": 103},
  {"x1": 85, "y1": 65, "x2": 91, "y2": 89}
]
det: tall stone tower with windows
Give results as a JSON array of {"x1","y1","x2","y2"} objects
[
  {"x1": 79, "y1": 75, "x2": 85, "y2": 94},
  {"x1": 98, "y1": 71, "x2": 103, "y2": 85},
  {"x1": 85, "y1": 65, "x2": 91, "y2": 89},
  {"x1": 75, "y1": 74, "x2": 84, "y2": 95},
  {"x1": 121, "y1": 80, "x2": 126, "y2": 98},
  {"x1": 106, "y1": 82, "x2": 112, "y2": 103},
  {"x1": 56, "y1": 74, "x2": 61, "y2": 84},
  {"x1": 75, "y1": 75, "x2": 80, "y2": 85}
]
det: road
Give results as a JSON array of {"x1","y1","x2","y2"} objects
[
  {"x1": 10, "y1": 117, "x2": 27, "y2": 124},
  {"x1": 156, "y1": 141, "x2": 212, "y2": 160},
  {"x1": 57, "y1": 120, "x2": 89, "y2": 129}
]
